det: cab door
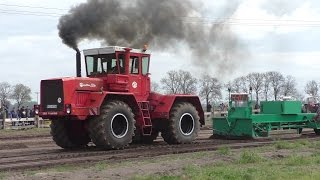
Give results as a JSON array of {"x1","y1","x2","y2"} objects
[
  {"x1": 141, "y1": 55, "x2": 151, "y2": 99},
  {"x1": 128, "y1": 55, "x2": 142, "y2": 99}
]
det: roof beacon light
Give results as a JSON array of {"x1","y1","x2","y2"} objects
[{"x1": 142, "y1": 44, "x2": 148, "y2": 52}]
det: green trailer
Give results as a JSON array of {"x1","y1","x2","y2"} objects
[{"x1": 213, "y1": 91, "x2": 320, "y2": 138}]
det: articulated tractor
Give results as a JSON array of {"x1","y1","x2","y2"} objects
[{"x1": 36, "y1": 46, "x2": 204, "y2": 149}]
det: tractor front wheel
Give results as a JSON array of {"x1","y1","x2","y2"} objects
[
  {"x1": 88, "y1": 100, "x2": 135, "y2": 149},
  {"x1": 161, "y1": 102, "x2": 200, "y2": 144},
  {"x1": 50, "y1": 119, "x2": 90, "y2": 149}
]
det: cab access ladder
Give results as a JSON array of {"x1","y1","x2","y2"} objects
[{"x1": 138, "y1": 101, "x2": 152, "y2": 135}]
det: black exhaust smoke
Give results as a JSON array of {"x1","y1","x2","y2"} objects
[
  {"x1": 76, "y1": 49, "x2": 81, "y2": 77},
  {"x1": 58, "y1": 0, "x2": 247, "y2": 76}
]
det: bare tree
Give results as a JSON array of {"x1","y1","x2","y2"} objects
[
  {"x1": 0, "y1": 82, "x2": 12, "y2": 109},
  {"x1": 0, "y1": 82, "x2": 12, "y2": 129},
  {"x1": 267, "y1": 71, "x2": 285, "y2": 100},
  {"x1": 294, "y1": 91, "x2": 304, "y2": 102},
  {"x1": 160, "y1": 70, "x2": 197, "y2": 94},
  {"x1": 247, "y1": 73, "x2": 264, "y2": 103},
  {"x1": 160, "y1": 70, "x2": 181, "y2": 94},
  {"x1": 179, "y1": 70, "x2": 197, "y2": 94},
  {"x1": 151, "y1": 81, "x2": 160, "y2": 92},
  {"x1": 229, "y1": 76, "x2": 249, "y2": 93},
  {"x1": 199, "y1": 74, "x2": 222, "y2": 108},
  {"x1": 305, "y1": 80, "x2": 319, "y2": 98},
  {"x1": 282, "y1": 75, "x2": 297, "y2": 96},
  {"x1": 11, "y1": 84, "x2": 32, "y2": 110},
  {"x1": 262, "y1": 72, "x2": 271, "y2": 101}
]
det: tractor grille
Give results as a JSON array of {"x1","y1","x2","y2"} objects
[{"x1": 41, "y1": 79, "x2": 64, "y2": 112}]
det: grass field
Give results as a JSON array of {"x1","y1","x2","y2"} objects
[
  {"x1": 134, "y1": 139, "x2": 320, "y2": 180},
  {"x1": 0, "y1": 127, "x2": 50, "y2": 137}
]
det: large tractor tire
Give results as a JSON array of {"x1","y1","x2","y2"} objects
[
  {"x1": 161, "y1": 102, "x2": 200, "y2": 144},
  {"x1": 88, "y1": 100, "x2": 135, "y2": 149},
  {"x1": 50, "y1": 119, "x2": 90, "y2": 149}
]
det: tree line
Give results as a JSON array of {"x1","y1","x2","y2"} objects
[
  {"x1": 152, "y1": 70, "x2": 320, "y2": 107},
  {"x1": 0, "y1": 82, "x2": 32, "y2": 112}
]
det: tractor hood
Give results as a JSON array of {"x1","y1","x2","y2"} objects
[
  {"x1": 40, "y1": 77, "x2": 103, "y2": 112},
  {"x1": 42, "y1": 77, "x2": 104, "y2": 92},
  {"x1": 65, "y1": 77, "x2": 103, "y2": 91}
]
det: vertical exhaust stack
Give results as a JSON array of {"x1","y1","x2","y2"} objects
[{"x1": 76, "y1": 49, "x2": 81, "y2": 77}]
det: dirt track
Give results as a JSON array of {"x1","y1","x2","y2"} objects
[{"x1": 0, "y1": 129, "x2": 318, "y2": 172}]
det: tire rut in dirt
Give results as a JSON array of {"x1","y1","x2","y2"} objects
[
  {"x1": 2, "y1": 133, "x2": 320, "y2": 171},
  {"x1": 88, "y1": 100, "x2": 135, "y2": 149},
  {"x1": 162, "y1": 102, "x2": 200, "y2": 144}
]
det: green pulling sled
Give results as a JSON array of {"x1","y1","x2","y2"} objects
[{"x1": 213, "y1": 89, "x2": 320, "y2": 138}]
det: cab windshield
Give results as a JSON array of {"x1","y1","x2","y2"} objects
[{"x1": 85, "y1": 54, "x2": 125, "y2": 76}]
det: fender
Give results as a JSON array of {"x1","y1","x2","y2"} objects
[
  {"x1": 149, "y1": 93, "x2": 205, "y2": 125},
  {"x1": 88, "y1": 91, "x2": 142, "y2": 123}
]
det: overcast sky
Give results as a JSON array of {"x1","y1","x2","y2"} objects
[{"x1": 0, "y1": 0, "x2": 320, "y2": 101}]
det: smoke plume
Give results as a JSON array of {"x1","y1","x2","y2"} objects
[
  {"x1": 261, "y1": 0, "x2": 301, "y2": 16},
  {"x1": 58, "y1": 0, "x2": 246, "y2": 75}
]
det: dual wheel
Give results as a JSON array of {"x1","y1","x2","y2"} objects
[{"x1": 51, "y1": 101, "x2": 200, "y2": 149}]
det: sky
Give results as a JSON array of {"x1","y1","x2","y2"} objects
[{"x1": 0, "y1": 0, "x2": 320, "y2": 101}]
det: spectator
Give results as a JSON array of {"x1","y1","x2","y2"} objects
[
  {"x1": 15, "y1": 107, "x2": 20, "y2": 120},
  {"x1": 10, "y1": 107, "x2": 15, "y2": 120},
  {"x1": 26, "y1": 106, "x2": 30, "y2": 120},
  {"x1": 254, "y1": 103, "x2": 260, "y2": 110},
  {"x1": 19, "y1": 106, "x2": 26, "y2": 119},
  {"x1": 220, "y1": 103, "x2": 225, "y2": 111},
  {"x1": 206, "y1": 101, "x2": 212, "y2": 112},
  {"x1": 30, "y1": 108, "x2": 34, "y2": 118}
]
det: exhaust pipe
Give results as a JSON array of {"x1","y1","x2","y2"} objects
[{"x1": 76, "y1": 49, "x2": 81, "y2": 77}]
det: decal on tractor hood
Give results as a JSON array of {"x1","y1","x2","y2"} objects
[
  {"x1": 80, "y1": 83, "x2": 97, "y2": 88},
  {"x1": 132, "y1": 81, "x2": 138, "y2": 89},
  {"x1": 57, "y1": 97, "x2": 62, "y2": 103}
]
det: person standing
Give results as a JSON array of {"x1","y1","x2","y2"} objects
[
  {"x1": 26, "y1": 106, "x2": 30, "y2": 120},
  {"x1": 10, "y1": 107, "x2": 15, "y2": 120},
  {"x1": 206, "y1": 101, "x2": 212, "y2": 112}
]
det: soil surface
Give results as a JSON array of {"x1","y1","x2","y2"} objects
[{"x1": 0, "y1": 128, "x2": 317, "y2": 180}]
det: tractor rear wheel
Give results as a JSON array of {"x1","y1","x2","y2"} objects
[
  {"x1": 161, "y1": 102, "x2": 200, "y2": 144},
  {"x1": 88, "y1": 100, "x2": 135, "y2": 149},
  {"x1": 50, "y1": 119, "x2": 90, "y2": 149}
]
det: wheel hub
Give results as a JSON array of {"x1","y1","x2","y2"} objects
[
  {"x1": 111, "y1": 113, "x2": 129, "y2": 139},
  {"x1": 179, "y1": 113, "x2": 195, "y2": 136}
]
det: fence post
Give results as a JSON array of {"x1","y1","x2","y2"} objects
[
  {"x1": 1, "y1": 110, "x2": 5, "y2": 130},
  {"x1": 35, "y1": 115, "x2": 39, "y2": 128}
]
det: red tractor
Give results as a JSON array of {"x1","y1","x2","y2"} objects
[{"x1": 36, "y1": 46, "x2": 204, "y2": 149}]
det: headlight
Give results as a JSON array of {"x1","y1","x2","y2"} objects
[
  {"x1": 34, "y1": 105, "x2": 40, "y2": 115},
  {"x1": 65, "y1": 104, "x2": 72, "y2": 114}
]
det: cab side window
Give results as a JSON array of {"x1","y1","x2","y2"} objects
[
  {"x1": 129, "y1": 56, "x2": 139, "y2": 74},
  {"x1": 118, "y1": 54, "x2": 125, "y2": 74},
  {"x1": 142, "y1": 56, "x2": 149, "y2": 75}
]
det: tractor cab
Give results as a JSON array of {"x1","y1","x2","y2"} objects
[{"x1": 83, "y1": 46, "x2": 151, "y2": 100}]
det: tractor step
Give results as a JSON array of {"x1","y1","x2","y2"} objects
[{"x1": 138, "y1": 101, "x2": 152, "y2": 135}]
